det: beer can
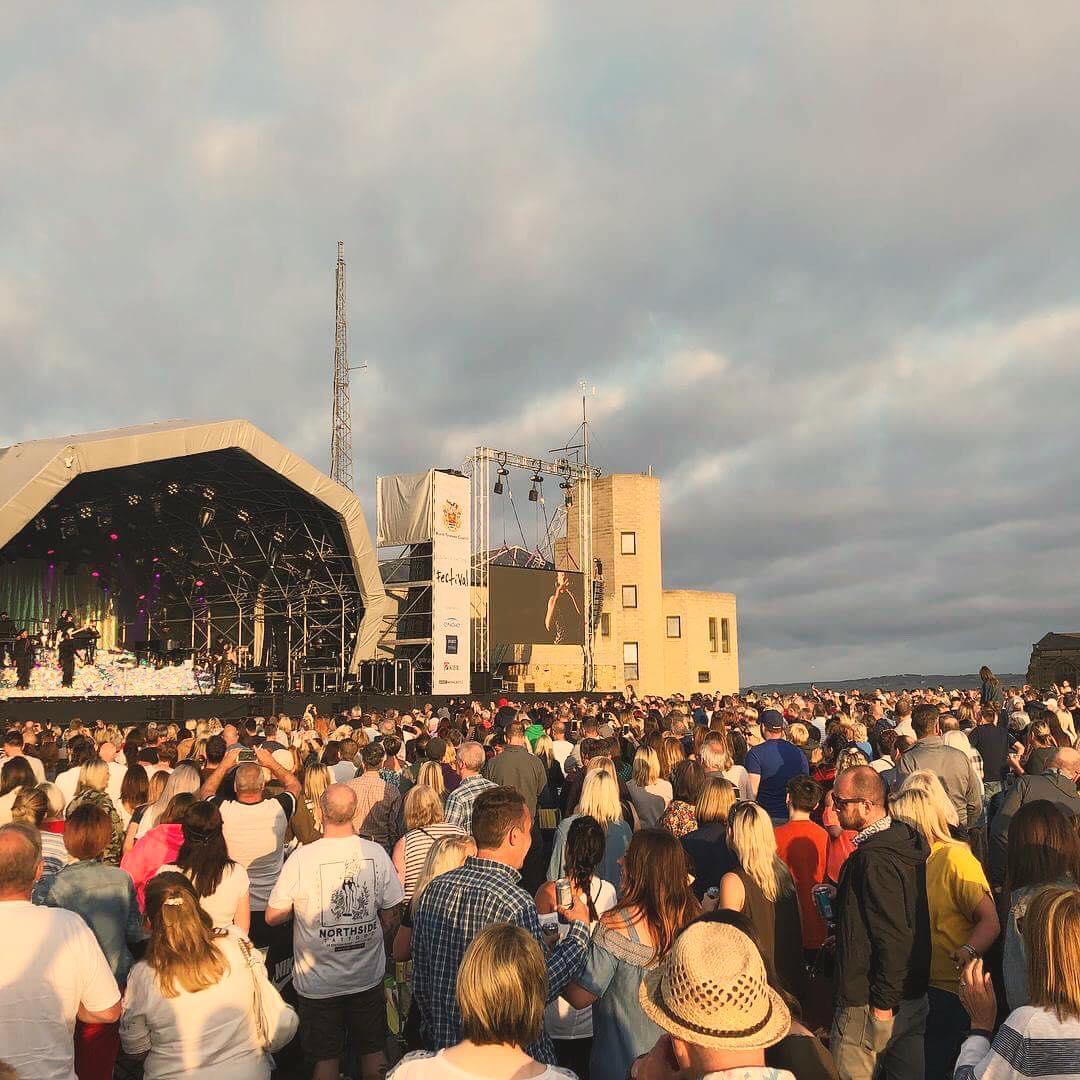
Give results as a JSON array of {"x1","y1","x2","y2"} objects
[{"x1": 555, "y1": 877, "x2": 573, "y2": 908}]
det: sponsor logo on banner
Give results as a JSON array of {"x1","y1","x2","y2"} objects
[
  {"x1": 442, "y1": 616, "x2": 461, "y2": 630},
  {"x1": 443, "y1": 661, "x2": 461, "y2": 672},
  {"x1": 445, "y1": 634, "x2": 458, "y2": 655},
  {"x1": 441, "y1": 500, "x2": 464, "y2": 535}
]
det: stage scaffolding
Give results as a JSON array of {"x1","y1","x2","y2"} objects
[{"x1": 465, "y1": 446, "x2": 601, "y2": 690}]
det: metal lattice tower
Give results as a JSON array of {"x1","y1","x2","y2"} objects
[{"x1": 329, "y1": 240, "x2": 353, "y2": 489}]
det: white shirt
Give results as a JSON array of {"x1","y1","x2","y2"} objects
[
  {"x1": 0, "y1": 902, "x2": 120, "y2": 1080},
  {"x1": 550, "y1": 739, "x2": 574, "y2": 769},
  {"x1": 157, "y1": 861, "x2": 250, "y2": 929},
  {"x1": 0, "y1": 752, "x2": 46, "y2": 784},
  {"x1": 105, "y1": 760, "x2": 126, "y2": 806},
  {"x1": 267, "y1": 834, "x2": 404, "y2": 999},
  {"x1": 217, "y1": 795, "x2": 295, "y2": 911},
  {"x1": 331, "y1": 760, "x2": 357, "y2": 784},
  {"x1": 120, "y1": 931, "x2": 271, "y2": 1080},
  {"x1": 54, "y1": 766, "x2": 82, "y2": 807},
  {"x1": 722, "y1": 764, "x2": 753, "y2": 801}
]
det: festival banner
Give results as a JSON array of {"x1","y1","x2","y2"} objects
[{"x1": 431, "y1": 470, "x2": 471, "y2": 694}]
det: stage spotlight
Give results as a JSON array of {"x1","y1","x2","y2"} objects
[
  {"x1": 493, "y1": 466, "x2": 509, "y2": 495},
  {"x1": 194, "y1": 579, "x2": 205, "y2": 588},
  {"x1": 236, "y1": 508, "x2": 251, "y2": 524},
  {"x1": 127, "y1": 493, "x2": 141, "y2": 507},
  {"x1": 33, "y1": 516, "x2": 48, "y2": 531},
  {"x1": 528, "y1": 473, "x2": 543, "y2": 502},
  {"x1": 199, "y1": 506, "x2": 216, "y2": 529},
  {"x1": 202, "y1": 486, "x2": 216, "y2": 501},
  {"x1": 108, "y1": 532, "x2": 119, "y2": 542},
  {"x1": 166, "y1": 482, "x2": 180, "y2": 496},
  {"x1": 79, "y1": 505, "x2": 93, "y2": 520},
  {"x1": 560, "y1": 479, "x2": 573, "y2": 507}
]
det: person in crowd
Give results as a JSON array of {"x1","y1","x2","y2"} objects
[
  {"x1": 293, "y1": 759, "x2": 332, "y2": 842},
  {"x1": 0, "y1": 756, "x2": 35, "y2": 825},
  {"x1": 978, "y1": 666, "x2": 1004, "y2": 712},
  {"x1": 1, "y1": 729, "x2": 46, "y2": 783},
  {"x1": 550, "y1": 720, "x2": 574, "y2": 771},
  {"x1": 956, "y1": 885, "x2": 1080, "y2": 1080},
  {"x1": 658, "y1": 758, "x2": 705, "y2": 839},
  {"x1": 0, "y1": 822, "x2": 122, "y2": 1080},
  {"x1": 625, "y1": 746, "x2": 671, "y2": 828},
  {"x1": 968, "y1": 704, "x2": 1010, "y2": 803},
  {"x1": 533, "y1": 733, "x2": 565, "y2": 807},
  {"x1": 562, "y1": 828, "x2": 700, "y2": 1080},
  {"x1": 774, "y1": 774, "x2": 830, "y2": 957},
  {"x1": 548, "y1": 767, "x2": 632, "y2": 889},
  {"x1": 536, "y1": 816, "x2": 618, "y2": 1078},
  {"x1": 121, "y1": 792, "x2": 196, "y2": 908},
  {"x1": 157, "y1": 800, "x2": 250, "y2": 933},
  {"x1": 412, "y1": 787, "x2": 590, "y2": 1064},
  {"x1": 390, "y1": 923, "x2": 578, "y2": 1080},
  {"x1": 830, "y1": 765, "x2": 930, "y2": 1080},
  {"x1": 199, "y1": 744, "x2": 301, "y2": 970},
  {"x1": 700, "y1": 730, "x2": 754, "y2": 799},
  {"x1": 11, "y1": 785, "x2": 69, "y2": 901},
  {"x1": 120, "y1": 872, "x2": 296, "y2": 1078},
  {"x1": 118, "y1": 763, "x2": 149, "y2": 829},
  {"x1": 444, "y1": 740, "x2": 497, "y2": 833},
  {"x1": 393, "y1": 784, "x2": 466, "y2": 903},
  {"x1": 897, "y1": 704, "x2": 982, "y2": 832},
  {"x1": 43, "y1": 803, "x2": 146, "y2": 1080},
  {"x1": 66, "y1": 758, "x2": 125, "y2": 864},
  {"x1": 630, "y1": 919, "x2": 796, "y2": 1080},
  {"x1": 267, "y1": 784, "x2": 402, "y2": 1080},
  {"x1": 717, "y1": 800, "x2": 807, "y2": 1000},
  {"x1": 989, "y1": 746, "x2": 1080, "y2": 889},
  {"x1": 346, "y1": 741, "x2": 403, "y2": 851},
  {"x1": 745, "y1": 709, "x2": 809, "y2": 824},
  {"x1": 889, "y1": 782, "x2": 999, "y2": 1079},
  {"x1": 655, "y1": 734, "x2": 686, "y2": 784},
  {"x1": 124, "y1": 761, "x2": 202, "y2": 852},
  {"x1": 54, "y1": 735, "x2": 97, "y2": 806},
  {"x1": 680, "y1": 776, "x2": 738, "y2": 900},
  {"x1": 1001, "y1": 800, "x2": 1079, "y2": 1011}
]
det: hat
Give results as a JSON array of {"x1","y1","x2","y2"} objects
[
  {"x1": 597, "y1": 722, "x2": 615, "y2": 739},
  {"x1": 639, "y1": 923, "x2": 790, "y2": 1051},
  {"x1": 425, "y1": 737, "x2": 448, "y2": 762},
  {"x1": 271, "y1": 748, "x2": 294, "y2": 771},
  {"x1": 759, "y1": 709, "x2": 786, "y2": 731}
]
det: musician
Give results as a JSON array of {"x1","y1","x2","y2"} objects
[
  {"x1": 55, "y1": 608, "x2": 76, "y2": 642},
  {"x1": 72, "y1": 622, "x2": 100, "y2": 665},
  {"x1": 0, "y1": 611, "x2": 16, "y2": 667},
  {"x1": 12, "y1": 629, "x2": 34, "y2": 689},
  {"x1": 58, "y1": 631, "x2": 77, "y2": 688},
  {"x1": 214, "y1": 644, "x2": 238, "y2": 695}
]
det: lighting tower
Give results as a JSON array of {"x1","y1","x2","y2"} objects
[{"x1": 329, "y1": 240, "x2": 353, "y2": 489}]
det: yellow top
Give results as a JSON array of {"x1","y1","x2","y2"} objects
[{"x1": 926, "y1": 839, "x2": 991, "y2": 994}]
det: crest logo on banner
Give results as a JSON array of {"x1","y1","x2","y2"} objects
[{"x1": 441, "y1": 500, "x2": 463, "y2": 534}]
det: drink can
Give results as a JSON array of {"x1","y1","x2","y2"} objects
[
  {"x1": 705, "y1": 885, "x2": 720, "y2": 901},
  {"x1": 811, "y1": 884, "x2": 834, "y2": 921},
  {"x1": 555, "y1": 878, "x2": 573, "y2": 908}
]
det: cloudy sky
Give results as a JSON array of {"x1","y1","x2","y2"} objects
[{"x1": 4, "y1": 3, "x2": 1080, "y2": 685}]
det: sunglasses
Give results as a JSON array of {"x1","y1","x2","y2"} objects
[{"x1": 831, "y1": 794, "x2": 868, "y2": 809}]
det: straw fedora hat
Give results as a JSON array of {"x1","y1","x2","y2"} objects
[{"x1": 639, "y1": 922, "x2": 791, "y2": 1051}]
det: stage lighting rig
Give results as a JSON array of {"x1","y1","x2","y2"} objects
[
  {"x1": 493, "y1": 465, "x2": 509, "y2": 495},
  {"x1": 528, "y1": 473, "x2": 543, "y2": 502},
  {"x1": 199, "y1": 506, "x2": 216, "y2": 529}
]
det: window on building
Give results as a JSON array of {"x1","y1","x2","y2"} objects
[
  {"x1": 666, "y1": 616, "x2": 681, "y2": 638},
  {"x1": 622, "y1": 585, "x2": 638, "y2": 609},
  {"x1": 708, "y1": 617, "x2": 718, "y2": 654},
  {"x1": 698, "y1": 671, "x2": 711, "y2": 683},
  {"x1": 620, "y1": 531, "x2": 637, "y2": 555},
  {"x1": 721, "y1": 618, "x2": 731, "y2": 654},
  {"x1": 623, "y1": 641, "x2": 639, "y2": 682},
  {"x1": 600, "y1": 612, "x2": 610, "y2": 637}
]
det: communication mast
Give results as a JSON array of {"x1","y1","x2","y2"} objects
[{"x1": 329, "y1": 240, "x2": 354, "y2": 489}]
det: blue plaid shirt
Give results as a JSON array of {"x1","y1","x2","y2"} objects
[
  {"x1": 443, "y1": 774, "x2": 497, "y2": 832},
  {"x1": 412, "y1": 856, "x2": 589, "y2": 1062}
]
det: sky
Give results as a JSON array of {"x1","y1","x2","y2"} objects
[{"x1": 4, "y1": 3, "x2": 1080, "y2": 685}]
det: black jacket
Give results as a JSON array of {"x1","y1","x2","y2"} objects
[{"x1": 834, "y1": 820, "x2": 930, "y2": 1011}]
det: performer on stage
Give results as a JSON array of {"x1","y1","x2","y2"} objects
[
  {"x1": 55, "y1": 608, "x2": 76, "y2": 644},
  {"x1": 544, "y1": 570, "x2": 582, "y2": 644},
  {"x1": 214, "y1": 644, "x2": 238, "y2": 695},
  {"x1": 0, "y1": 611, "x2": 17, "y2": 667},
  {"x1": 12, "y1": 629, "x2": 34, "y2": 689},
  {"x1": 58, "y1": 631, "x2": 77, "y2": 688}
]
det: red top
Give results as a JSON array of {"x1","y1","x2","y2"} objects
[
  {"x1": 43, "y1": 820, "x2": 66, "y2": 834},
  {"x1": 774, "y1": 818, "x2": 829, "y2": 948}
]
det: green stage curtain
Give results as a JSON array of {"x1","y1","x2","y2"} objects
[{"x1": 0, "y1": 559, "x2": 117, "y2": 649}]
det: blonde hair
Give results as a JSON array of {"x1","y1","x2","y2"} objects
[
  {"x1": 303, "y1": 764, "x2": 332, "y2": 829},
  {"x1": 1026, "y1": 885, "x2": 1080, "y2": 1021},
  {"x1": 896, "y1": 769, "x2": 959, "y2": 828},
  {"x1": 727, "y1": 801, "x2": 793, "y2": 902},
  {"x1": 417, "y1": 761, "x2": 445, "y2": 799},
  {"x1": 404, "y1": 784, "x2": 444, "y2": 830},
  {"x1": 586, "y1": 755, "x2": 615, "y2": 776},
  {"x1": 38, "y1": 782, "x2": 66, "y2": 820},
  {"x1": 575, "y1": 769, "x2": 622, "y2": 829},
  {"x1": 411, "y1": 833, "x2": 476, "y2": 916},
  {"x1": 787, "y1": 723, "x2": 809, "y2": 747},
  {"x1": 695, "y1": 777, "x2": 737, "y2": 826},
  {"x1": 457, "y1": 923, "x2": 546, "y2": 1048},
  {"x1": 890, "y1": 785, "x2": 954, "y2": 847},
  {"x1": 835, "y1": 746, "x2": 870, "y2": 774},
  {"x1": 147, "y1": 770, "x2": 168, "y2": 805},
  {"x1": 533, "y1": 735, "x2": 554, "y2": 767},
  {"x1": 143, "y1": 873, "x2": 226, "y2": 997},
  {"x1": 144, "y1": 763, "x2": 202, "y2": 830},
  {"x1": 657, "y1": 736, "x2": 685, "y2": 779},
  {"x1": 632, "y1": 747, "x2": 661, "y2": 788},
  {"x1": 76, "y1": 759, "x2": 109, "y2": 795}
]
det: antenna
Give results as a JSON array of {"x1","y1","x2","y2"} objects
[{"x1": 329, "y1": 240, "x2": 353, "y2": 489}]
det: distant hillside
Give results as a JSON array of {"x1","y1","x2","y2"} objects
[{"x1": 747, "y1": 673, "x2": 1027, "y2": 695}]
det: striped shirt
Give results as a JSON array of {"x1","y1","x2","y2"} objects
[
  {"x1": 954, "y1": 1006, "x2": 1080, "y2": 1080},
  {"x1": 399, "y1": 822, "x2": 466, "y2": 901}
]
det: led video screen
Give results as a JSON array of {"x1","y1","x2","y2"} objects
[{"x1": 489, "y1": 565, "x2": 585, "y2": 647}]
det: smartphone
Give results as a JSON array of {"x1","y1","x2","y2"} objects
[{"x1": 236, "y1": 748, "x2": 257, "y2": 764}]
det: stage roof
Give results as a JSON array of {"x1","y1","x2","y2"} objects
[{"x1": 0, "y1": 419, "x2": 390, "y2": 662}]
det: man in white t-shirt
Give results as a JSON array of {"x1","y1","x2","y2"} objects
[
  {"x1": 0, "y1": 823, "x2": 122, "y2": 1080},
  {"x1": 549, "y1": 721, "x2": 574, "y2": 770},
  {"x1": 200, "y1": 745, "x2": 300, "y2": 979},
  {"x1": 266, "y1": 784, "x2": 404, "y2": 1080},
  {"x1": 98, "y1": 741, "x2": 126, "y2": 805}
]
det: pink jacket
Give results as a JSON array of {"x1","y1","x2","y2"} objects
[{"x1": 120, "y1": 823, "x2": 184, "y2": 908}]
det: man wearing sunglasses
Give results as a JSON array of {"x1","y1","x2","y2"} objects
[{"x1": 830, "y1": 766, "x2": 931, "y2": 1080}]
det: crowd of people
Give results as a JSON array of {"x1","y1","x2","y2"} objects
[{"x1": 1, "y1": 666, "x2": 1079, "y2": 1080}]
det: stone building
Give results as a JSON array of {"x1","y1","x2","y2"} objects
[{"x1": 1027, "y1": 632, "x2": 1080, "y2": 688}]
